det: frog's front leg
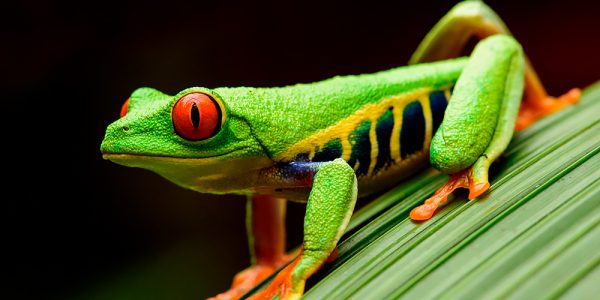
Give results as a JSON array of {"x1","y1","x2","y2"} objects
[
  {"x1": 248, "y1": 158, "x2": 358, "y2": 300},
  {"x1": 210, "y1": 195, "x2": 290, "y2": 300}
]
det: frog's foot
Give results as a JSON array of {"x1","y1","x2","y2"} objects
[
  {"x1": 208, "y1": 264, "x2": 276, "y2": 300},
  {"x1": 247, "y1": 250, "x2": 304, "y2": 300},
  {"x1": 516, "y1": 88, "x2": 581, "y2": 131},
  {"x1": 209, "y1": 249, "x2": 298, "y2": 300},
  {"x1": 410, "y1": 168, "x2": 489, "y2": 221}
]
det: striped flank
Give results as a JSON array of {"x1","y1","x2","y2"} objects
[{"x1": 276, "y1": 86, "x2": 452, "y2": 178}]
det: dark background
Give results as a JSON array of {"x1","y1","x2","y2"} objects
[{"x1": 6, "y1": 0, "x2": 599, "y2": 299}]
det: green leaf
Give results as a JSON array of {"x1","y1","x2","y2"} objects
[{"x1": 246, "y1": 81, "x2": 600, "y2": 299}]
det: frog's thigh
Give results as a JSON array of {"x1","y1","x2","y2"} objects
[
  {"x1": 408, "y1": 0, "x2": 542, "y2": 103},
  {"x1": 410, "y1": 35, "x2": 525, "y2": 221},
  {"x1": 410, "y1": 0, "x2": 579, "y2": 129},
  {"x1": 431, "y1": 34, "x2": 525, "y2": 182},
  {"x1": 409, "y1": 0, "x2": 510, "y2": 64}
]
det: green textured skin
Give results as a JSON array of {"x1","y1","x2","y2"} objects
[
  {"x1": 101, "y1": 87, "x2": 266, "y2": 160},
  {"x1": 292, "y1": 158, "x2": 357, "y2": 293},
  {"x1": 430, "y1": 35, "x2": 524, "y2": 174},
  {"x1": 100, "y1": 58, "x2": 465, "y2": 161},
  {"x1": 100, "y1": 2, "x2": 535, "y2": 298},
  {"x1": 302, "y1": 159, "x2": 357, "y2": 254}
]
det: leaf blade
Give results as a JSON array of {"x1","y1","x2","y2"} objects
[{"x1": 304, "y1": 82, "x2": 600, "y2": 300}]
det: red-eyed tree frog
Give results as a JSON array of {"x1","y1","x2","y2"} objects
[{"x1": 100, "y1": 1, "x2": 580, "y2": 299}]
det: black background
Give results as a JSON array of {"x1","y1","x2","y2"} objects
[{"x1": 6, "y1": 0, "x2": 600, "y2": 299}]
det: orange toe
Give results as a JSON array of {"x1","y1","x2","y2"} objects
[
  {"x1": 410, "y1": 168, "x2": 491, "y2": 221},
  {"x1": 410, "y1": 169, "x2": 471, "y2": 221},
  {"x1": 468, "y1": 182, "x2": 490, "y2": 200},
  {"x1": 247, "y1": 250, "x2": 303, "y2": 300},
  {"x1": 208, "y1": 264, "x2": 276, "y2": 300},
  {"x1": 410, "y1": 203, "x2": 438, "y2": 221}
]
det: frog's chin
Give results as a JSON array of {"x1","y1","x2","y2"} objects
[{"x1": 102, "y1": 153, "x2": 274, "y2": 193}]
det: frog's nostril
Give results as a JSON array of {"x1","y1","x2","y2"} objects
[{"x1": 122, "y1": 126, "x2": 130, "y2": 132}]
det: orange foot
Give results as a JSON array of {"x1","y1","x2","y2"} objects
[
  {"x1": 247, "y1": 250, "x2": 303, "y2": 300},
  {"x1": 516, "y1": 88, "x2": 581, "y2": 131},
  {"x1": 208, "y1": 249, "x2": 298, "y2": 300},
  {"x1": 410, "y1": 168, "x2": 489, "y2": 221},
  {"x1": 208, "y1": 264, "x2": 277, "y2": 300}
]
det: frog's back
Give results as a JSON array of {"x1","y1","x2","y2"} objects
[
  {"x1": 280, "y1": 83, "x2": 454, "y2": 194},
  {"x1": 215, "y1": 58, "x2": 466, "y2": 195}
]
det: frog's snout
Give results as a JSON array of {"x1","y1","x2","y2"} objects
[{"x1": 100, "y1": 119, "x2": 131, "y2": 155}]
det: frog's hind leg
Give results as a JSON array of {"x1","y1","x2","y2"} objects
[
  {"x1": 209, "y1": 195, "x2": 289, "y2": 300},
  {"x1": 408, "y1": 1, "x2": 580, "y2": 221},
  {"x1": 412, "y1": 33, "x2": 526, "y2": 221},
  {"x1": 515, "y1": 79, "x2": 580, "y2": 131},
  {"x1": 410, "y1": 0, "x2": 580, "y2": 132}
]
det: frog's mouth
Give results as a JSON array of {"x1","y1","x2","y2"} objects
[
  {"x1": 103, "y1": 153, "x2": 273, "y2": 176},
  {"x1": 103, "y1": 152, "x2": 229, "y2": 167},
  {"x1": 102, "y1": 153, "x2": 275, "y2": 193}
]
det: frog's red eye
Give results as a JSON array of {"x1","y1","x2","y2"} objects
[
  {"x1": 172, "y1": 92, "x2": 222, "y2": 141},
  {"x1": 120, "y1": 98, "x2": 130, "y2": 118}
]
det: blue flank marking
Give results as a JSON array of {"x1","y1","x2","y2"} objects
[
  {"x1": 348, "y1": 121, "x2": 372, "y2": 176},
  {"x1": 429, "y1": 90, "x2": 449, "y2": 133},
  {"x1": 312, "y1": 138, "x2": 343, "y2": 162},
  {"x1": 400, "y1": 100, "x2": 425, "y2": 158},
  {"x1": 374, "y1": 108, "x2": 394, "y2": 174},
  {"x1": 278, "y1": 161, "x2": 322, "y2": 181}
]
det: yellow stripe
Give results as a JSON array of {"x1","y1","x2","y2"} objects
[
  {"x1": 341, "y1": 134, "x2": 352, "y2": 161},
  {"x1": 276, "y1": 87, "x2": 441, "y2": 162},
  {"x1": 367, "y1": 120, "x2": 379, "y2": 176},
  {"x1": 419, "y1": 94, "x2": 433, "y2": 150},
  {"x1": 390, "y1": 104, "x2": 404, "y2": 163},
  {"x1": 444, "y1": 88, "x2": 452, "y2": 102}
]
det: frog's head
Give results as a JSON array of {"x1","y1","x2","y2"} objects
[{"x1": 100, "y1": 87, "x2": 273, "y2": 193}]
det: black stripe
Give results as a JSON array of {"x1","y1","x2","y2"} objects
[
  {"x1": 374, "y1": 108, "x2": 394, "y2": 173},
  {"x1": 312, "y1": 138, "x2": 342, "y2": 162},
  {"x1": 429, "y1": 90, "x2": 448, "y2": 133},
  {"x1": 348, "y1": 121, "x2": 371, "y2": 176},
  {"x1": 400, "y1": 101, "x2": 425, "y2": 158}
]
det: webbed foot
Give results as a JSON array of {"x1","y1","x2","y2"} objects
[
  {"x1": 247, "y1": 250, "x2": 304, "y2": 300},
  {"x1": 410, "y1": 168, "x2": 489, "y2": 221},
  {"x1": 208, "y1": 264, "x2": 276, "y2": 300},
  {"x1": 208, "y1": 253, "x2": 295, "y2": 300}
]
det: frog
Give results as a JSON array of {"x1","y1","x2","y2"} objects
[{"x1": 100, "y1": 1, "x2": 580, "y2": 299}]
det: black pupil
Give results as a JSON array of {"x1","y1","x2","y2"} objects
[{"x1": 191, "y1": 102, "x2": 200, "y2": 129}]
